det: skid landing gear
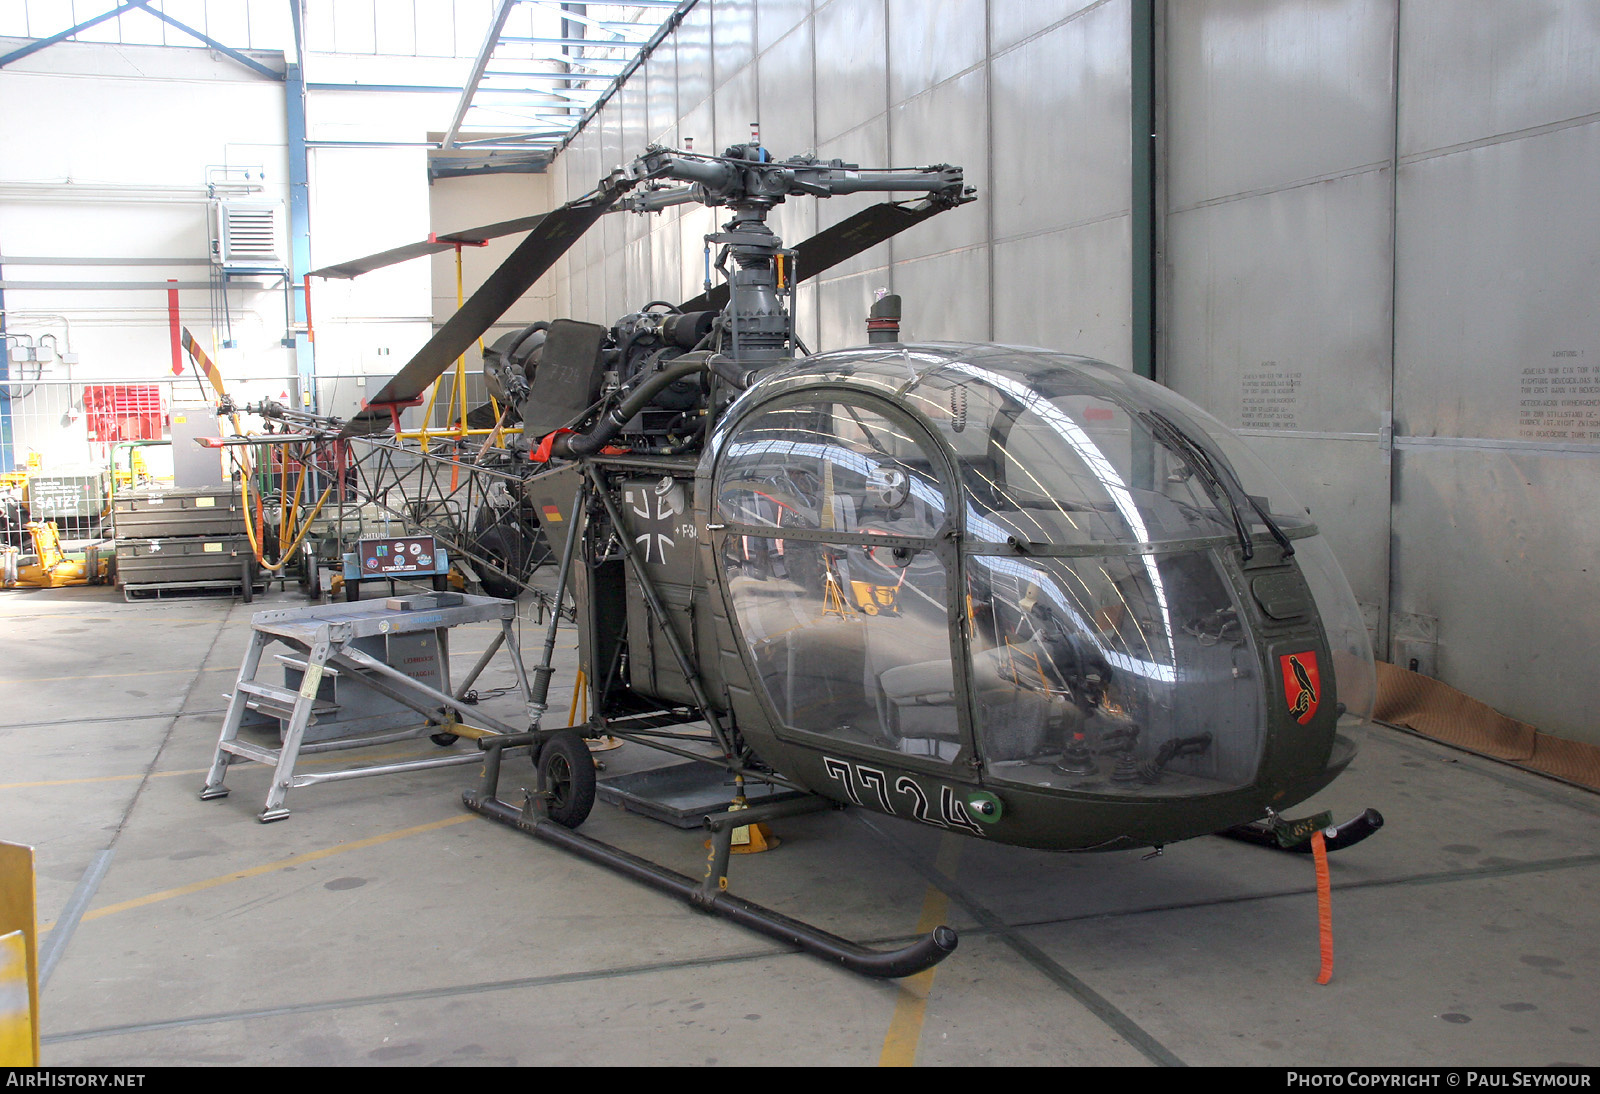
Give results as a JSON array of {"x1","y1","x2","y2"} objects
[
  {"x1": 460, "y1": 731, "x2": 959, "y2": 979},
  {"x1": 1219, "y1": 807, "x2": 1385, "y2": 853}
]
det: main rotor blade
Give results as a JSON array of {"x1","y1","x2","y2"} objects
[
  {"x1": 309, "y1": 213, "x2": 555, "y2": 280},
  {"x1": 342, "y1": 188, "x2": 625, "y2": 436},
  {"x1": 676, "y1": 197, "x2": 958, "y2": 313}
]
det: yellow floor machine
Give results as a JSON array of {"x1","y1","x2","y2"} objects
[{"x1": 0, "y1": 522, "x2": 113, "y2": 589}]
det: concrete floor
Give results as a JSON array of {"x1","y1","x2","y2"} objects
[{"x1": 2, "y1": 581, "x2": 1598, "y2": 1067}]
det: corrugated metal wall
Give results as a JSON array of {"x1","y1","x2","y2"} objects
[
  {"x1": 1387, "y1": 2, "x2": 1600, "y2": 744},
  {"x1": 1160, "y1": 0, "x2": 1399, "y2": 674},
  {"x1": 543, "y1": 0, "x2": 1600, "y2": 745},
  {"x1": 1163, "y1": 0, "x2": 1600, "y2": 745},
  {"x1": 552, "y1": 0, "x2": 1136, "y2": 367}
]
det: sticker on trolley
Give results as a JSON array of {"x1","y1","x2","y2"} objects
[
  {"x1": 1279, "y1": 651, "x2": 1321, "y2": 725},
  {"x1": 357, "y1": 536, "x2": 438, "y2": 574}
]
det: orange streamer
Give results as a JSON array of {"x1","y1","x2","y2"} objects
[{"x1": 1312, "y1": 829, "x2": 1333, "y2": 985}]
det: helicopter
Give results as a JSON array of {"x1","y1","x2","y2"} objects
[{"x1": 274, "y1": 141, "x2": 1383, "y2": 978}]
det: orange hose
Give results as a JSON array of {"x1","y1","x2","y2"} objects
[
  {"x1": 234, "y1": 446, "x2": 332, "y2": 572},
  {"x1": 254, "y1": 476, "x2": 266, "y2": 549},
  {"x1": 285, "y1": 451, "x2": 307, "y2": 550},
  {"x1": 1312, "y1": 829, "x2": 1333, "y2": 984}
]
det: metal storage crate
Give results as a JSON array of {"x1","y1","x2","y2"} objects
[
  {"x1": 28, "y1": 469, "x2": 109, "y2": 537},
  {"x1": 116, "y1": 534, "x2": 260, "y2": 600},
  {"x1": 112, "y1": 487, "x2": 245, "y2": 538}
]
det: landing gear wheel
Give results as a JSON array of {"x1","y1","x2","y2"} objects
[
  {"x1": 473, "y1": 526, "x2": 528, "y2": 600},
  {"x1": 430, "y1": 731, "x2": 460, "y2": 746},
  {"x1": 301, "y1": 542, "x2": 319, "y2": 602},
  {"x1": 538, "y1": 730, "x2": 596, "y2": 828}
]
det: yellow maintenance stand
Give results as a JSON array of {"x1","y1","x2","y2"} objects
[
  {"x1": 0, "y1": 522, "x2": 112, "y2": 589},
  {"x1": 0, "y1": 840, "x2": 39, "y2": 1066}
]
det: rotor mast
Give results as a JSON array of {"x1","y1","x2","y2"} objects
[{"x1": 621, "y1": 141, "x2": 970, "y2": 367}]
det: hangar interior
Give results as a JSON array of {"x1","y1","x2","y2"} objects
[{"x1": 1, "y1": 0, "x2": 1597, "y2": 1069}]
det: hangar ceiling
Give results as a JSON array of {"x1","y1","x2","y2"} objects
[{"x1": 0, "y1": 0, "x2": 696, "y2": 173}]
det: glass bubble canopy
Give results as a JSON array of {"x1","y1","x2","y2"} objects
[{"x1": 708, "y1": 343, "x2": 1374, "y2": 800}]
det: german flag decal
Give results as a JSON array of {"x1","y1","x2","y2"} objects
[
  {"x1": 542, "y1": 504, "x2": 564, "y2": 523},
  {"x1": 1280, "y1": 651, "x2": 1321, "y2": 725}
]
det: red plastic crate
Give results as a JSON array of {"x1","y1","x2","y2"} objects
[{"x1": 82, "y1": 384, "x2": 165, "y2": 442}]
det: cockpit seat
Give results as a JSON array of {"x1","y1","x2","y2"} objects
[
  {"x1": 878, "y1": 659, "x2": 960, "y2": 739},
  {"x1": 875, "y1": 644, "x2": 1060, "y2": 761}
]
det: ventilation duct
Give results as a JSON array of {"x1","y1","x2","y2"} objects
[{"x1": 210, "y1": 201, "x2": 284, "y2": 268}]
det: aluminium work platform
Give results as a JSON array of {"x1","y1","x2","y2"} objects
[{"x1": 200, "y1": 592, "x2": 533, "y2": 821}]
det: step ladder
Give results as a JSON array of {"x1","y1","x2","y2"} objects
[{"x1": 201, "y1": 593, "x2": 536, "y2": 822}]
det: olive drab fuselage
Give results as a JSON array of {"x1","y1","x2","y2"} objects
[{"x1": 526, "y1": 344, "x2": 1373, "y2": 852}]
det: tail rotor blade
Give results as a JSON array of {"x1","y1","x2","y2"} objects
[{"x1": 179, "y1": 327, "x2": 228, "y2": 400}]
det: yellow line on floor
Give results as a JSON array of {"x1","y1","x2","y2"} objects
[
  {"x1": 0, "y1": 666, "x2": 236, "y2": 684},
  {"x1": 879, "y1": 836, "x2": 964, "y2": 1067},
  {"x1": 0, "y1": 617, "x2": 236, "y2": 625},
  {"x1": 1, "y1": 769, "x2": 206, "y2": 791},
  {"x1": 0, "y1": 747, "x2": 448, "y2": 790},
  {"x1": 75, "y1": 814, "x2": 475, "y2": 926}
]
